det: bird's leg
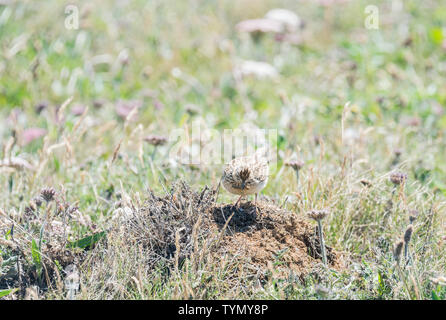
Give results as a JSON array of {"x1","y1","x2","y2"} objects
[
  {"x1": 255, "y1": 193, "x2": 261, "y2": 217},
  {"x1": 233, "y1": 195, "x2": 243, "y2": 209}
]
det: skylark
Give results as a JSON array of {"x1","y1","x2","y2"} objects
[{"x1": 222, "y1": 148, "x2": 269, "y2": 211}]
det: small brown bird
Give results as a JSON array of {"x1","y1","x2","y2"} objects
[{"x1": 222, "y1": 148, "x2": 269, "y2": 210}]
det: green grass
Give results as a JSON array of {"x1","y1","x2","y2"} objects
[{"x1": 0, "y1": 0, "x2": 445, "y2": 300}]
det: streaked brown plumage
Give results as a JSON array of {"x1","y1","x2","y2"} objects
[{"x1": 222, "y1": 150, "x2": 269, "y2": 210}]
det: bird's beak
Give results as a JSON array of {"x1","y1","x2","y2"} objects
[{"x1": 241, "y1": 181, "x2": 245, "y2": 189}]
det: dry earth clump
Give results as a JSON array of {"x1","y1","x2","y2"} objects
[
  {"x1": 211, "y1": 201, "x2": 343, "y2": 281},
  {"x1": 118, "y1": 182, "x2": 343, "y2": 280}
]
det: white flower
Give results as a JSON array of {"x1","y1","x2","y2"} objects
[
  {"x1": 234, "y1": 60, "x2": 279, "y2": 79},
  {"x1": 265, "y1": 9, "x2": 301, "y2": 32},
  {"x1": 235, "y1": 18, "x2": 283, "y2": 33}
]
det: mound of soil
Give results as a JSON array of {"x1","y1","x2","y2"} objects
[
  {"x1": 211, "y1": 201, "x2": 343, "y2": 279},
  {"x1": 127, "y1": 182, "x2": 344, "y2": 279}
]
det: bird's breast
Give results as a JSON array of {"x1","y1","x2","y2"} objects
[{"x1": 222, "y1": 177, "x2": 267, "y2": 195}]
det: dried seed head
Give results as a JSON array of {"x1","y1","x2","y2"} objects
[
  {"x1": 360, "y1": 179, "x2": 372, "y2": 187},
  {"x1": 408, "y1": 209, "x2": 418, "y2": 223},
  {"x1": 41, "y1": 187, "x2": 56, "y2": 202},
  {"x1": 24, "y1": 206, "x2": 34, "y2": 216},
  {"x1": 389, "y1": 172, "x2": 407, "y2": 186},
  {"x1": 403, "y1": 37, "x2": 413, "y2": 47},
  {"x1": 404, "y1": 225, "x2": 413, "y2": 244},
  {"x1": 314, "y1": 135, "x2": 322, "y2": 146},
  {"x1": 307, "y1": 209, "x2": 330, "y2": 221},
  {"x1": 66, "y1": 204, "x2": 79, "y2": 217},
  {"x1": 143, "y1": 135, "x2": 167, "y2": 146},
  {"x1": 393, "y1": 240, "x2": 404, "y2": 263},
  {"x1": 394, "y1": 148, "x2": 403, "y2": 157},
  {"x1": 185, "y1": 104, "x2": 200, "y2": 116},
  {"x1": 32, "y1": 196, "x2": 43, "y2": 208},
  {"x1": 93, "y1": 99, "x2": 106, "y2": 109},
  {"x1": 35, "y1": 101, "x2": 48, "y2": 114},
  {"x1": 285, "y1": 160, "x2": 305, "y2": 171}
]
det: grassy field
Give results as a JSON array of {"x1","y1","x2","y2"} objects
[{"x1": 1, "y1": 0, "x2": 446, "y2": 300}]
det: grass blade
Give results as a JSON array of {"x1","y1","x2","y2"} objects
[{"x1": 67, "y1": 231, "x2": 106, "y2": 249}]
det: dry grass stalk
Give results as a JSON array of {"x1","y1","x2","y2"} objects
[{"x1": 307, "y1": 209, "x2": 330, "y2": 266}]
